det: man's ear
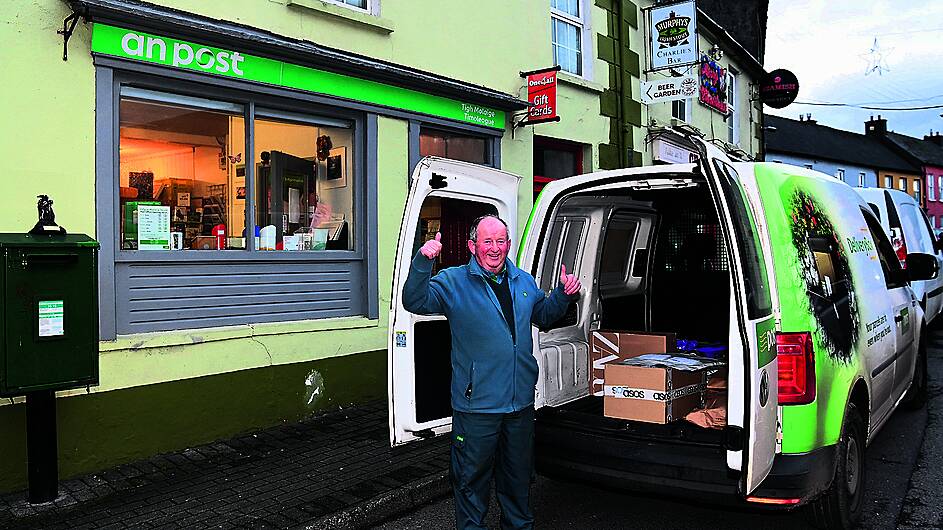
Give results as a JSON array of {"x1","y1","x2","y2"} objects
[{"x1": 467, "y1": 240, "x2": 475, "y2": 254}]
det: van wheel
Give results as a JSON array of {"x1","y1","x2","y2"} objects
[
  {"x1": 903, "y1": 337, "x2": 928, "y2": 409},
  {"x1": 805, "y1": 403, "x2": 865, "y2": 530}
]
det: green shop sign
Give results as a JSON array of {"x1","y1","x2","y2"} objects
[{"x1": 91, "y1": 24, "x2": 505, "y2": 129}]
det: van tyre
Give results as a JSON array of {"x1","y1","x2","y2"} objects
[
  {"x1": 903, "y1": 337, "x2": 928, "y2": 410},
  {"x1": 806, "y1": 403, "x2": 865, "y2": 530}
]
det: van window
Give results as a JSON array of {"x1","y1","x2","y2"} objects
[
  {"x1": 862, "y1": 208, "x2": 907, "y2": 289},
  {"x1": 900, "y1": 203, "x2": 930, "y2": 254},
  {"x1": 713, "y1": 161, "x2": 773, "y2": 319},
  {"x1": 918, "y1": 209, "x2": 940, "y2": 255}
]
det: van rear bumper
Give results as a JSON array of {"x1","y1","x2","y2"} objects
[{"x1": 534, "y1": 415, "x2": 838, "y2": 507}]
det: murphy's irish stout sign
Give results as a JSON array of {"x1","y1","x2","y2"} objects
[{"x1": 648, "y1": 0, "x2": 699, "y2": 71}]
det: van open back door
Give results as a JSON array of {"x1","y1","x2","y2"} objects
[
  {"x1": 388, "y1": 157, "x2": 520, "y2": 446},
  {"x1": 693, "y1": 139, "x2": 778, "y2": 495}
]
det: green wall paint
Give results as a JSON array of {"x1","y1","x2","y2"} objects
[
  {"x1": 0, "y1": 350, "x2": 386, "y2": 493},
  {"x1": 0, "y1": 0, "x2": 611, "y2": 488}
]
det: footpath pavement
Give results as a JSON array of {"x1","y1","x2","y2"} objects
[
  {"x1": 0, "y1": 400, "x2": 451, "y2": 529},
  {"x1": 897, "y1": 331, "x2": 943, "y2": 530}
]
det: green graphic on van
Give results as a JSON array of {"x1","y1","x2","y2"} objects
[{"x1": 790, "y1": 190, "x2": 859, "y2": 362}]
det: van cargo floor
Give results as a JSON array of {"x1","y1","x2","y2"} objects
[{"x1": 540, "y1": 396, "x2": 726, "y2": 446}]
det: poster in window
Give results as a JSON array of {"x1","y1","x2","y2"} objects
[{"x1": 323, "y1": 147, "x2": 347, "y2": 189}]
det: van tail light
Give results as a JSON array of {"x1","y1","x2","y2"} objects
[
  {"x1": 776, "y1": 332, "x2": 815, "y2": 405},
  {"x1": 745, "y1": 496, "x2": 802, "y2": 505}
]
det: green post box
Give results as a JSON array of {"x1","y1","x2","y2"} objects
[{"x1": 0, "y1": 233, "x2": 100, "y2": 397}]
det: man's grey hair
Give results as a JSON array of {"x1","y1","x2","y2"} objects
[{"x1": 469, "y1": 215, "x2": 509, "y2": 242}]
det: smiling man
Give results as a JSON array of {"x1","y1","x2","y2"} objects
[{"x1": 402, "y1": 215, "x2": 581, "y2": 530}]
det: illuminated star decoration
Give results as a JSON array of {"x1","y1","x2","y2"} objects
[{"x1": 861, "y1": 37, "x2": 892, "y2": 76}]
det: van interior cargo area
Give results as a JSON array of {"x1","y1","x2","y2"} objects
[
  {"x1": 536, "y1": 181, "x2": 731, "y2": 441},
  {"x1": 403, "y1": 178, "x2": 734, "y2": 443}
]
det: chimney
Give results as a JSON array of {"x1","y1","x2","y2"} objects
[
  {"x1": 865, "y1": 114, "x2": 887, "y2": 136},
  {"x1": 925, "y1": 131, "x2": 943, "y2": 147},
  {"x1": 805, "y1": 113, "x2": 816, "y2": 124}
]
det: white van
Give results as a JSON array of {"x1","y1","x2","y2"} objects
[
  {"x1": 856, "y1": 187, "x2": 943, "y2": 324},
  {"x1": 388, "y1": 140, "x2": 936, "y2": 529}
]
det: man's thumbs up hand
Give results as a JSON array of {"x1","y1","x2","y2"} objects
[
  {"x1": 559, "y1": 264, "x2": 581, "y2": 296},
  {"x1": 420, "y1": 232, "x2": 443, "y2": 259}
]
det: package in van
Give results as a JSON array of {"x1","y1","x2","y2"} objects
[
  {"x1": 602, "y1": 356, "x2": 711, "y2": 424},
  {"x1": 590, "y1": 331, "x2": 676, "y2": 396},
  {"x1": 684, "y1": 371, "x2": 727, "y2": 429}
]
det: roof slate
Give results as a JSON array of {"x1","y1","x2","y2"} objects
[
  {"x1": 765, "y1": 115, "x2": 921, "y2": 174},
  {"x1": 885, "y1": 132, "x2": 943, "y2": 168}
]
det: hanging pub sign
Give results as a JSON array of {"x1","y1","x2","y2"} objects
[
  {"x1": 519, "y1": 65, "x2": 561, "y2": 126},
  {"x1": 698, "y1": 55, "x2": 727, "y2": 114},
  {"x1": 760, "y1": 69, "x2": 800, "y2": 109},
  {"x1": 647, "y1": 0, "x2": 699, "y2": 71}
]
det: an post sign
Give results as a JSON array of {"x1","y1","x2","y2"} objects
[
  {"x1": 760, "y1": 69, "x2": 800, "y2": 109},
  {"x1": 648, "y1": 1, "x2": 699, "y2": 71},
  {"x1": 641, "y1": 73, "x2": 698, "y2": 104},
  {"x1": 91, "y1": 24, "x2": 505, "y2": 129},
  {"x1": 698, "y1": 55, "x2": 727, "y2": 114},
  {"x1": 527, "y1": 68, "x2": 558, "y2": 123}
]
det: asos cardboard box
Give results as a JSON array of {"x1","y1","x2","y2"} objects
[
  {"x1": 590, "y1": 331, "x2": 676, "y2": 396},
  {"x1": 603, "y1": 361, "x2": 707, "y2": 424}
]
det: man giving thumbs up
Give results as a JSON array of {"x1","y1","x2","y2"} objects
[{"x1": 403, "y1": 215, "x2": 580, "y2": 530}]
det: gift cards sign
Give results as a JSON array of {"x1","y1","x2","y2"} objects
[{"x1": 526, "y1": 67, "x2": 559, "y2": 124}]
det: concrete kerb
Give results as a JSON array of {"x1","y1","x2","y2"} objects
[{"x1": 300, "y1": 469, "x2": 451, "y2": 530}]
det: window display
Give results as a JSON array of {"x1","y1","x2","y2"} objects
[
  {"x1": 118, "y1": 91, "x2": 355, "y2": 252},
  {"x1": 119, "y1": 93, "x2": 245, "y2": 250}
]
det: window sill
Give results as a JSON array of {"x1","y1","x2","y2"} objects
[
  {"x1": 287, "y1": 0, "x2": 395, "y2": 34},
  {"x1": 557, "y1": 71, "x2": 604, "y2": 94},
  {"x1": 100, "y1": 315, "x2": 380, "y2": 352},
  {"x1": 115, "y1": 249, "x2": 363, "y2": 262}
]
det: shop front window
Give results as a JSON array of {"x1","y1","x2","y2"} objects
[
  {"x1": 253, "y1": 115, "x2": 354, "y2": 251},
  {"x1": 119, "y1": 91, "x2": 245, "y2": 251},
  {"x1": 118, "y1": 90, "x2": 354, "y2": 252},
  {"x1": 419, "y1": 128, "x2": 487, "y2": 165}
]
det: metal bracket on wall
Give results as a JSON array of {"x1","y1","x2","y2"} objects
[{"x1": 57, "y1": 12, "x2": 82, "y2": 62}]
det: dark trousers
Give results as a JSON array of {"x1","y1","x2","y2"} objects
[{"x1": 450, "y1": 406, "x2": 535, "y2": 530}]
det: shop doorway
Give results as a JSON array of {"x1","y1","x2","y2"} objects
[{"x1": 534, "y1": 136, "x2": 583, "y2": 200}]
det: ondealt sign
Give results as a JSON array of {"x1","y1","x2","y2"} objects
[
  {"x1": 698, "y1": 55, "x2": 727, "y2": 114},
  {"x1": 641, "y1": 74, "x2": 698, "y2": 104},
  {"x1": 526, "y1": 68, "x2": 558, "y2": 124},
  {"x1": 648, "y1": 0, "x2": 699, "y2": 70},
  {"x1": 91, "y1": 24, "x2": 505, "y2": 129},
  {"x1": 760, "y1": 69, "x2": 800, "y2": 109}
]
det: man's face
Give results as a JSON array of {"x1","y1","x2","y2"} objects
[{"x1": 468, "y1": 217, "x2": 510, "y2": 274}]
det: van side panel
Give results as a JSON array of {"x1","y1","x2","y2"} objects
[{"x1": 753, "y1": 164, "x2": 883, "y2": 454}]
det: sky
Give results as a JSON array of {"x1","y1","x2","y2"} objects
[{"x1": 764, "y1": 0, "x2": 943, "y2": 139}]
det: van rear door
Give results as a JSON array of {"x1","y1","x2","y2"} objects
[
  {"x1": 693, "y1": 140, "x2": 778, "y2": 495},
  {"x1": 388, "y1": 157, "x2": 520, "y2": 446}
]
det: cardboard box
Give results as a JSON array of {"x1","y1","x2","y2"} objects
[
  {"x1": 603, "y1": 360, "x2": 707, "y2": 424},
  {"x1": 590, "y1": 331, "x2": 676, "y2": 396}
]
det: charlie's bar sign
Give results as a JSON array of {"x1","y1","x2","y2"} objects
[{"x1": 91, "y1": 24, "x2": 505, "y2": 129}]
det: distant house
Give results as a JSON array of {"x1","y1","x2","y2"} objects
[
  {"x1": 765, "y1": 115, "x2": 922, "y2": 199},
  {"x1": 866, "y1": 116, "x2": 943, "y2": 230}
]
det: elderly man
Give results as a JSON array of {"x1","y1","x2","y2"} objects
[{"x1": 403, "y1": 215, "x2": 581, "y2": 530}]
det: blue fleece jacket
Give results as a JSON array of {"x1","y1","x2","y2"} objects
[{"x1": 403, "y1": 252, "x2": 573, "y2": 413}]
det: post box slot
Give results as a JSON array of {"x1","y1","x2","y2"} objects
[{"x1": 25, "y1": 254, "x2": 79, "y2": 267}]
